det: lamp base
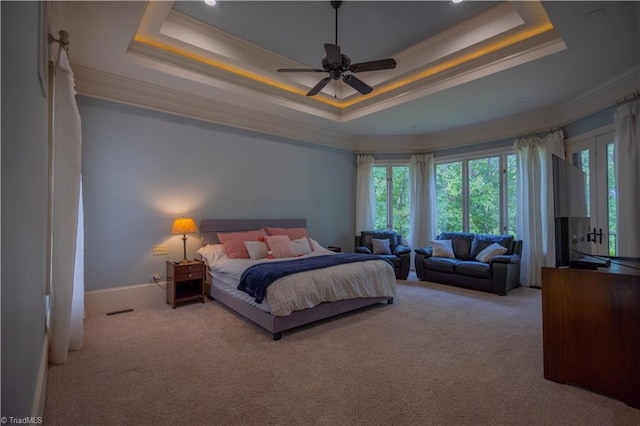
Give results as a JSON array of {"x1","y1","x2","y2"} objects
[{"x1": 178, "y1": 258, "x2": 192, "y2": 264}]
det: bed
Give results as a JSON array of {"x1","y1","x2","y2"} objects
[{"x1": 199, "y1": 219, "x2": 396, "y2": 340}]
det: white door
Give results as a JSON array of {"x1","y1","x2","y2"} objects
[{"x1": 566, "y1": 128, "x2": 616, "y2": 256}]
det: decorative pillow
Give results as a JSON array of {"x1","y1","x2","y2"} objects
[
  {"x1": 372, "y1": 238, "x2": 392, "y2": 255},
  {"x1": 217, "y1": 229, "x2": 267, "y2": 259},
  {"x1": 196, "y1": 244, "x2": 227, "y2": 265},
  {"x1": 265, "y1": 227, "x2": 314, "y2": 251},
  {"x1": 470, "y1": 234, "x2": 514, "y2": 259},
  {"x1": 291, "y1": 237, "x2": 312, "y2": 256},
  {"x1": 475, "y1": 242, "x2": 508, "y2": 263},
  {"x1": 263, "y1": 235, "x2": 297, "y2": 258},
  {"x1": 429, "y1": 239, "x2": 455, "y2": 258},
  {"x1": 244, "y1": 241, "x2": 269, "y2": 260}
]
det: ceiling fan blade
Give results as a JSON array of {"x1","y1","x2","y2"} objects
[
  {"x1": 307, "y1": 77, "x2": 332, "y2": 96},
  {"x1": 342, "y1": 75, "x2": 373, "y2": 95},
  {"x1": 277, "y1": 68, "x2": 325, "y2": 73},
  {"x1": 349, "y1": 58, "x2": 397, "y2": 73},
  {"x1": 324, "y1": 43, "x2": 342, "y2": 66}
]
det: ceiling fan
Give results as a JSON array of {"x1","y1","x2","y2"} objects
[{"x1": 277, "y1": 1, "x2": 397, "y2": 97}]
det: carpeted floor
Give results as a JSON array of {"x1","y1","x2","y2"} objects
[{"x1": 44, "y1": 280, "x2": 640, "y2": 425}]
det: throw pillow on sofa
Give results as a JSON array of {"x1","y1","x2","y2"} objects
[
  {"x1": 429, "y1": 239, "x2": 455, "y2": 258},
  {"x1": 372, "y1": 238, "x2": 392, "y2": 255},
  {"x1": 475, "y1": 242, "x2": 508, "y2": 263}
]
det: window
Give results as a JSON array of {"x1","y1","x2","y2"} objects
[
  {"x1": 373, "y1": 164, "x2": 409, "y2": 238},
  {"x1": 435, "y1": 153, "x2": 517, "y2": 236}
]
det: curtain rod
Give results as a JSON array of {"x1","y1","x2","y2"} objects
[
  {"x1": 616, "y1": 91, "x2": 640, "y2": 105},
  {"x1": 48, "y1": 30, "x2": 70, "y2": 52}
]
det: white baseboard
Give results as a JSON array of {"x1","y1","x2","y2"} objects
[
  {"x1": 31, "y1": 335, "x2": 48, "y2": 419},
  {"x1": 85, "y1": 282, "x2": 167, "y2": 317}
]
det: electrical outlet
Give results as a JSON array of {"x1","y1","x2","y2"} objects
[
  {"x1": 152, "y1": 245, "x2": 168, "y2": 256},
  {"x1": 152, "y1": 272, "x2": 161, "y2": 280}
]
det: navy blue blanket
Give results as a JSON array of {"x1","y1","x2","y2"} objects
[{"x1": 237, "y1": 253, "x2": 392, "y2": 303}]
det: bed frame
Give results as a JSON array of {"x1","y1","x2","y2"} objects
[{"x1": 200, "y1": 219, "x2": 394, "y2": 340}]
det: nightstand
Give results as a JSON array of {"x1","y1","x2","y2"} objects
[{"x1": 166, "y1": 260, "x2": 206, "y2": 309}]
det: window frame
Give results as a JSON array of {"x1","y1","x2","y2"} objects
[
  {"x1": 373, "y1": 160, "x2": 410, "y2": 234},
  {"x1": 434, "y1": 147, "x2": 517, "y2": 235}
]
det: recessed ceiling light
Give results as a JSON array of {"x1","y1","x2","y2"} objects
[
  {"x1": 203, "y1": 0, "x2": 217, "y2": 6},
  {"x1": 452, "y1": 0, "x2": 464, "y2": 4}
]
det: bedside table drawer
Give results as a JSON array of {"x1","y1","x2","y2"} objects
[{"x1": 175, "y1": 270, "x2": 204, "y2": 281}]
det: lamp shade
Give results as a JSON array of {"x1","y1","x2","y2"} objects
[{"x1": 171, "y1": 217, "x2": 198, "y2": 234}]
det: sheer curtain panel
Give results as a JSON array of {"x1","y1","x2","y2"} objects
[
  {"x1": 409, "y1": 153, "x2": 436, "y2": 249},
  {"x1": 514, "y1": 130, "x2": 564, "y2": 287},
  {"x1": 49, "y1": 49, "x2": 84, "y2": 364},
  {"x1": 355, "y1": 155, "x2": 375, "y2": 234},
  {"x1": 614, "y1": 100, "x2": 640, "y2": 257}
]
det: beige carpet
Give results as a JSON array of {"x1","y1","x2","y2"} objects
[{"x1": 44, "y1": 281, "x2": 640, "y2": 425}]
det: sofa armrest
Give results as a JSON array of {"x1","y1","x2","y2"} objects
[
  {"x1": 355, "y1": 246, "x2": 372, "y2": 254},
  {"x1": 491, "y1": 254, "x2": 520, "y2": 264},
  {"x1": 414, "y1": 247, "x2": 433, "y2": 257},
  {"x1": 394, "y1": 244, "x2": 411, "y2": 256}
]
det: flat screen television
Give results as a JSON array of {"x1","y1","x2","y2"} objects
[{"x1": 552, "y1": 154, "x2": 591, "y2": 267}]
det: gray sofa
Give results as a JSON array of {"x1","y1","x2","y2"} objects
[{"x1": 414, "y1": 232, "x2": 522, "y2": 295}]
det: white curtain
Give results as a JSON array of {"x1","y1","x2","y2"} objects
[
  {"x1": 614, "y1": 99, "x2": 640, "y2": 257},
  {"x1": 355, "y1": 155, "x2": 376, "y2": 234},
  {"x1": 514, "y1": 130, "x2": 564, "y2": 287},
  {"x1": 409, "y1": 153, "x2": 436, "y2": 249},
  {"x1": 49, "y1": 49, "x2": 84, "y2": 364}
]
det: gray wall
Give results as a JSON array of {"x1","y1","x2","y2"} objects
[
  {"x1": 1, "y1": 1, "x2": 49, "y2": 418},
  {"x1": 79, "y1": 97, "x2": 356, "y2": 291}
]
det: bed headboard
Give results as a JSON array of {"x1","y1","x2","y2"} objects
[{"x1": 200, "y1": 219, "x2": 307, "y2": 245}]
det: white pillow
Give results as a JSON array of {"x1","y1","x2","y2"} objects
[
  {"x1": 475, "y1": 242, "x2": 508, "y2": 263},
  {"x1": 372, "y1": 238, "x2": 392, "y2": 255},
  {"x1": 291, "y1": 237, "x2": 312, "y2": 256},
  {"x1": 429, "y1": 239, "x2": 455, "y2": 258},
  {"x1": 196, "y1": 244, "x2": 227, "y2": 265},
  {"x1": 243, "y1": 241, "x2": 269, "y2": 260}
]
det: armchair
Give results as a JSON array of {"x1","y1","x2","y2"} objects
[{"x1": 355, "y1": 231, "x2": 411, "y2": 280}]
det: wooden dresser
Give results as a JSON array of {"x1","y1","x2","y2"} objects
[{"x1": 541, "y1": 263, "x2": 640, "y2": 408}]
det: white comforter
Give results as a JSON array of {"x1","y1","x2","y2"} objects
[{"x1": 209, "y1": 249, "x2": 396, "y2": 316}]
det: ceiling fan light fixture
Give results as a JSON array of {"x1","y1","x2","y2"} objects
[{"x1": 277, "y1": 1, "x2": 396, "y2": 97}]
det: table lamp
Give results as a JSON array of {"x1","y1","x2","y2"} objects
[{"x1": 171, "y1": 217, "x2": 198, "y2": 263}]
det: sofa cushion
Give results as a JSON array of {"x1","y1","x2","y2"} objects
[
  {"x1": 424, "y1": 257, "x2": 460, "y2": 273},
  {"x1": 429, "y1": 239, "x2": 455, "y2": 258},
  {"x1": 470, "y1": 234, "x2": 514, "y2": 259},
  {"x1": 454, "y1": 261, "x2": 492, "y2": 279},
  {"x1": 438, "y1": 232, "x2": 475, "y2": 260}
]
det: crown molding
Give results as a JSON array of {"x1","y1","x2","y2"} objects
[
  {"x1": 354, "y1": 67, "x2": 639, "y2": 153},
  {"x1": 73, "y1": 62, "x2": 639, "y2": 155},
  {"x1": 73, "y1": 64, "x2": 355, "y2": 151}
]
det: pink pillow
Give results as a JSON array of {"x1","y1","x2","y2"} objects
[
  {"x1": 263, "y1": 235, "x2": 297, "y2": 259},
  {"x1": 265, "y1": 227, "x2": 314, "y2": 251},
  {"x1": 217, "y1": 229, "x2": 267, "y2": 259}
]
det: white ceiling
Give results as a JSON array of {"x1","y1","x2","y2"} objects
[{"x1": 56, "y1": 1, "x2": 640, "y2": 151}]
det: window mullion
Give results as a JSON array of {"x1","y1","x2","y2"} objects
[
  {"x1": 387, "y1": 165, "x2": 393, "y2": 231},
  {"x1": 462, "y1": 160, "x2": 469, "y2": 232}
]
